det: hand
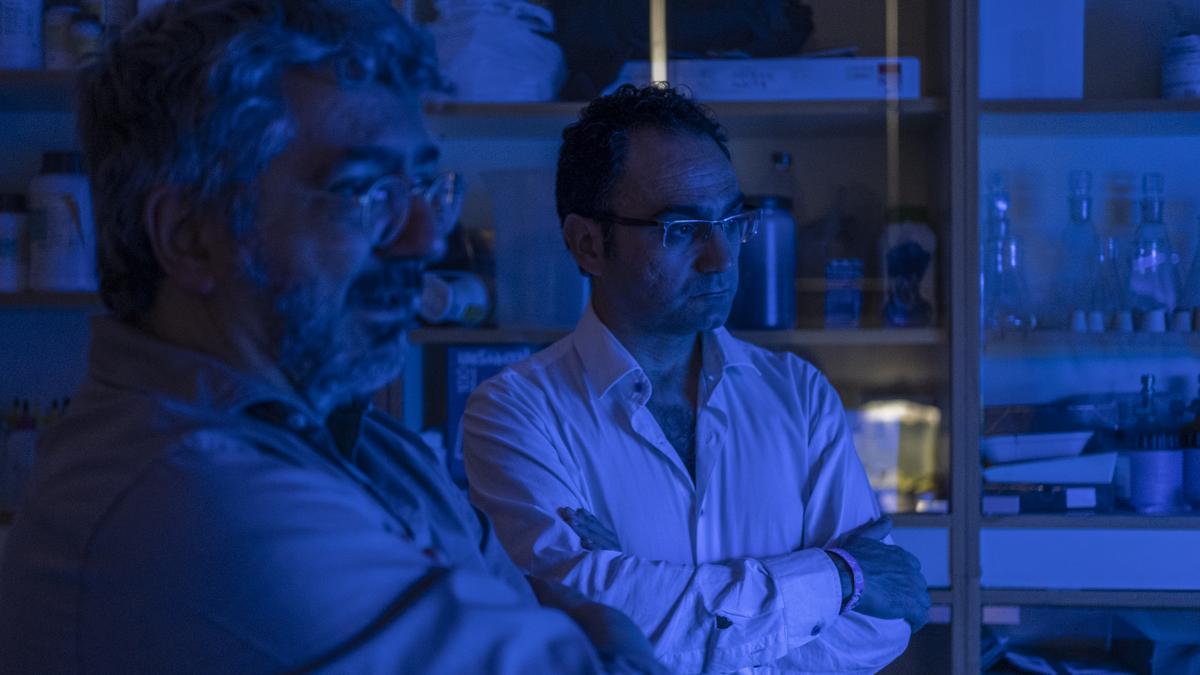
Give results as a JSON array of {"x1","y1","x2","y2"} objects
[
  {"x1": 527, "y1": 577, "x2": 667, "y2": 675},
  {"x1": 836, "y1": 516, "x2": 931, "y2": 632},
  {"x1": 559, "y1": 507, "x2": 621, "y2": 552}
]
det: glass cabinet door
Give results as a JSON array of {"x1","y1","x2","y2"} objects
[{"x1": 976, "y1": 0, "x2": 1200, "y2": 670}]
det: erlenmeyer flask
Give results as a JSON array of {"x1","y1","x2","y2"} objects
[
  {"x1": 1054, "y1": 170, "x2": 1102, "y2": 329},
  {"x1": 982, "y1": 175, "x2": 1035, "y2": 330},
  {"x1": 1180, "y1": 217, "x2": 1200, "y2": 316},
  {"x1": 1127, "y1": 173, "x2": 1181, "y2": 329}
]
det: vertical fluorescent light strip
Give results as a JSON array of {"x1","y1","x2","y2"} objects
[
  {"x1": 651, "y1": 0, "x2": 668, "y2": 83},
  {"x1": 885, "y1": 0, "x2": 900, "y2": 210}
]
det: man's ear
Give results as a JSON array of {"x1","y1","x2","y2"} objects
[
  {"x1": 142, "y1": 186, "x2": 220, "y2": 295},
  {"x1": 563, "y1": 213, "x2": 607, "y2": 278}
]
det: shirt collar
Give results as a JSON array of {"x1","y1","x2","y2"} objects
[
  {"x1": 571, "y1": 304, "x2": 643, "y2": 399},
  {"x1": 703, "y1": 326, "x2": 762, "y2": 379},
  {"x1": 86, "y1": 314, "x2": 318, "y2": 421},
  {"x1": 570, "y1": 304, "x2": 761, "y2": 399}
]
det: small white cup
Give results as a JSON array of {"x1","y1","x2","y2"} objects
[{"x1": 1141, "y1": 309, "x2": 1167, "y2": 332}]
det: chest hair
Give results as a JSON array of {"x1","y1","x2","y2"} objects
[{"x1": 645, "y1": 398, "x2": 696, "y2": 480}]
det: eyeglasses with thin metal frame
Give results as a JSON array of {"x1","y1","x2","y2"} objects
[
  {"x1": 599, "y1": 209, "x2": 762, "y2": 249},
  {"x1": 340, "y1": 171, "x2": 465, "y2": 246}
]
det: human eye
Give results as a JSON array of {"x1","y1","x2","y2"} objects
[{"x1": 664, "y1": 221, "x2": 698, "y2": 247}]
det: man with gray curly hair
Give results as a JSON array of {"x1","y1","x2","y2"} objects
[{"x1": 0, "y1": 1, "x2": 661, "y2": 672}]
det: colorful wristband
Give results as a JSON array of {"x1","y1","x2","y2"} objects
[{"x1": 826, "y1": 547, "x2": 865, "y2": 613}]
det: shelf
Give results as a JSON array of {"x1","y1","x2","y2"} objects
[
  {"x1": 0, "y1": 292, "x2": 101, "y2": 309},
  {"x1": 410, "y1": 326, "x2": 945, "y2": 347},
  {"x1": 981, "y1": 99, "x2": 1200, "y2": 115},
  {"x1": 892, "y1": 513, "x2": 952, "y2": 528},
  {"x1": 980, "y1": 99, "x2": 1200, "y2": 136},
  {"x1": 983, "y1": 513, "x2": 1200, "y2": 530},
  {"x1": 981, "y1": 588, "x2": 1200, "y2": 609},
  {"x1": 425, "y1": 98, "x2": 947, "y2": 138},
  {"x1": 0, "y1": 69, "x2": 77, "y2": 111},
  {"x1": 983, "y1": 330, "x2": 1200, "y2": 358},
  {"x1": 0, "y1": 69, "x2": 948, "y2": 133}
]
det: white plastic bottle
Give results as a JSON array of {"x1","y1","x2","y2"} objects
[
  {"x1": 28, "y1": 151, "x2": 96, "y2": 292},
  {"x1": 0, "y1": 194, "x2": 29, "y2": 292},
  {"x1": 0, "y1": 0, "x2": 42, "y2": 68}
]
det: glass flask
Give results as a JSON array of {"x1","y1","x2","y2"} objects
[
  {"x1": 1126, "y1": 173, "x2": 1181, "y2": 323},
  {"x1": 982, "y1": 174, "x2": 1036, "y2": 330},
  {"x1": 1053, "y1": 170, "x2": 1102, "y2": 329},
  {"x1": 1093, "y1": 235, "x2": 1128, "y2": 331},
  {"x1": 1180, "y1": 217, "x2": 1200, "y2": 314}
]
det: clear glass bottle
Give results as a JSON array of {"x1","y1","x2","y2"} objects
[
  {"x1": 1126, "y1": 173, "x2": 1181, "y2": 326},
  {"x1": 982, "y1": 174, "x2": 1035, "y2": 330},
  {"x1": 1094, "y1": 236, "x2": 1129, "y2": 331},
  {"x1": 1180, "y1": 217, "x2": 1200, "y2": 315},
  {"x1": 1053, "y1": 170, "x2": 1102, "y2": 329}
]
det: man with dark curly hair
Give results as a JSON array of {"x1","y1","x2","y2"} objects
[
  {"x1": 0, "y1": 3, "x2": 664, "y2": 672},
  {"x1": 464, "y1": 84, "x2": 929, "y2": 672}
]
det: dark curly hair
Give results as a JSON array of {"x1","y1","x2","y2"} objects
[{"x1": 555, "y1": 84, "x2": 730, "y2": 238}]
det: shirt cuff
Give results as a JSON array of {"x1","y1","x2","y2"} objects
[{"x1": 761, "y1": 548, "x2": 844, "y2": 650}]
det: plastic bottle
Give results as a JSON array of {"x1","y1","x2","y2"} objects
[
  {"x1": 419, "y1": 271, "x2": 490, "y2": 326},
  {"x1": 0, "y1": 0, "x2": 42, "y2": 68},
  {"x1": 28, "y1": 151, "x2": 97, "y2": 292},
  {"x1": 0, "y1": 194, "x2": 28, "y2": 292},
  {"x1": 880, "y1": 206, "x2": 936, "y2": 328}
]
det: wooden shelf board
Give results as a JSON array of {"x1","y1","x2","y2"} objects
[
  {"x1": 410, "y1": 326, "x2": 944, "y2": 347},
  {"x1": 0, "y1": 292, "x2": 101, "y2": 309},
  {"x1": 981, "y1": 98, "x2": 1200, "y2": 115},
  {"x1": 426, "y1": 98, "x2": 947, "y2": 138},
  {"x1": 982, "y1": 512, "x2": 1200, "y2": 529},
  {"x1": 892, "y1": 513, "x2": 952, "y2": 528},
  {"x1": 984, "y1": 330, "x2": 1200, "y2": 358},
  {"x1": 981, "y1": 588, "x2": 1200, "y2": 609}
]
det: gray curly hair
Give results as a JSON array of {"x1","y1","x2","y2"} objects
[{"x1": 77, "y1": 0, "x2": 439, "y2": 322}]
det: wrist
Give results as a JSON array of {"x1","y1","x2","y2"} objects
[{"x1": 825, "y1": 547, "x2": 865, "y2": 613}]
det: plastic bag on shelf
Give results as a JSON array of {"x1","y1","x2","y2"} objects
[{"x1": 428, "y1": 0, "x2": 565, "y2": 102}]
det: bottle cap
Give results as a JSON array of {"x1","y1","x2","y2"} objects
[
  {"x1": 0, "y1": 194, "x2": 27, "y2": 212},
  {"x1": 40, "y1": 151, "x2": 83, "y2": 174},
  {"x1": 885, "y1": 205, "x2": 929, "y2": 224}
]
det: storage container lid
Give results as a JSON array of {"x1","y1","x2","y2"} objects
[
  {"x1": 40, "y1": 151, "x2": 83, "y2": 174},
  {"x1": 0, "y1": 194, "x2": 26, "y2": 212}
]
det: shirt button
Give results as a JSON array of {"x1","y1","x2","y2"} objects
[
  {"x1": 715, "y1": 615, "x2": 732, "y2": 629},
  {"x1": 811, "y1": 624, "x2": 822, "y2": 636}
]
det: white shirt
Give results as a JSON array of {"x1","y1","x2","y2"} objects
[{"x1": 463, "y1": 306, "x2": 910, "y2": 674}]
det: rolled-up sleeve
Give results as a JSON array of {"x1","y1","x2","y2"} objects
[{"x1": 78, "y1": 432, "x2": 602, "y2": 674}]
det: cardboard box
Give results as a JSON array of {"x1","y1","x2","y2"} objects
[
  {"x1": 980, "y1": 0, "x2": 1084, "y2": 99},
  {"x1": 608, "y1": 56, "x2": 921, "y2": 101}
]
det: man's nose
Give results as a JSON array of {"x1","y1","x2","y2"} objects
[
  {"x1": 375, "y1": 196, "x2": 446, "y2": 261},
  {"x1": 695, "y1": 225, "x2": 736, "y2": 274}
]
